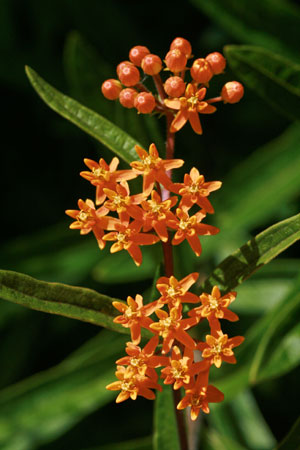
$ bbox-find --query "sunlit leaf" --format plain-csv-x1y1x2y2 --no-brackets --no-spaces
224,46,300,120
0,269,123,334
201,213,300,293
153,383,181,450
0,330,127,450
25,66,140,164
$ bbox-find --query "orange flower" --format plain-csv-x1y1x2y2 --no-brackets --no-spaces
103,220,160,266
130,143,184,195
197,331,244,368
189,286,239,329
156,272,200,309
171,167,222,213
167,208,219,256
65,199,118,249
161,345,210,390
112,294,159,344
103,182,144,222
141,190,177,242
80,156,136,205
150,307,197,354
106,365,162,403
177,370,224,419
165,84,216,134
116,336,169,381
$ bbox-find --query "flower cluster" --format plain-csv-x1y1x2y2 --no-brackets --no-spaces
107,275,244,420
101,37,244,134
65,143,221,266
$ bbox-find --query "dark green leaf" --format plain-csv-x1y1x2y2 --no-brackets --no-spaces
0,269,124,334
275,416,300,450
201,212,300,293
190,0,300,59
224,46,300,120
0,330,127,450
25,66,140,164
153,383,181,450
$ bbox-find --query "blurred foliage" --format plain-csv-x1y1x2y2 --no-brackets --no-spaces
1,0,300,449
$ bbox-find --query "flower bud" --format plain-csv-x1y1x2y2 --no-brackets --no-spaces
205,52,226,75
164,76,185,97
117,61,133,76
129,45,150,66
190,58,213,84
170,37,192,58
165,49,187,73
119,88,138,108
141,54,162,75
134,92,156,114
221,81,244,103
101,79,122,100
118,63,140,87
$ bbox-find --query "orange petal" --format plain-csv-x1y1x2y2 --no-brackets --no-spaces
170,109,189,133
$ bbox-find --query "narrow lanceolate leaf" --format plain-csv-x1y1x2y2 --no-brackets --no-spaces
0,330,127,450
153,383,181,450
25,66,139,163
224,45,300,121
0,269,125,334
276,416,300,450
190,0,300,60
202,212,300,294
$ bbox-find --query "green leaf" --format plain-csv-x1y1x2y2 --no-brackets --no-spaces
0,269,124,334
25,66,140,164
224,45,300,121
258,322,300,382
275,416,300,450
0,330,127,450
153,383,181,450
209,390,276,450
82,436,153,450
203,429,247,450
201,212,300,293
190,0,300,59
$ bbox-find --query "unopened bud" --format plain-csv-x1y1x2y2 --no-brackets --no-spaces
129,46,150,66
118,64,140,87
205,52,226,75
134,92,156,114
101,79,122,100
164,76,185,97
141,54,162,75
165,49,187,73
119,88,138,108
190,58,213,84
221,81,244,104
170,37,192,58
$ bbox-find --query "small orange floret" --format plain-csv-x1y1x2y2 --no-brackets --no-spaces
112,294,160,344
165,49,187,73
156,272,200,308
205,52,226,75
188,286,239,329
164,76,185,97
190,58,214,84
170,37,192,58
134,92,156,114
221,81,244,104
141,54,162,75
119,88,138,108
129,45,150,66
101,79,122,100
198,331,244,368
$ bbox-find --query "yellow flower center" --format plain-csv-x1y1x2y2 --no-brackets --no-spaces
125,307,136,319
208,295,219,310
130,357,142,367
167,286,180,298
187,96,198,108
179,219,190,230
117,232,128,243
78,210,90,222
121,380,135,392
93,167,107,179
212,343,223,354
189,184,199,194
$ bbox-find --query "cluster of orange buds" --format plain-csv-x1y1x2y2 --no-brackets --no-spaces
65,143,221,266
106,274,244,420
101,37,244,134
